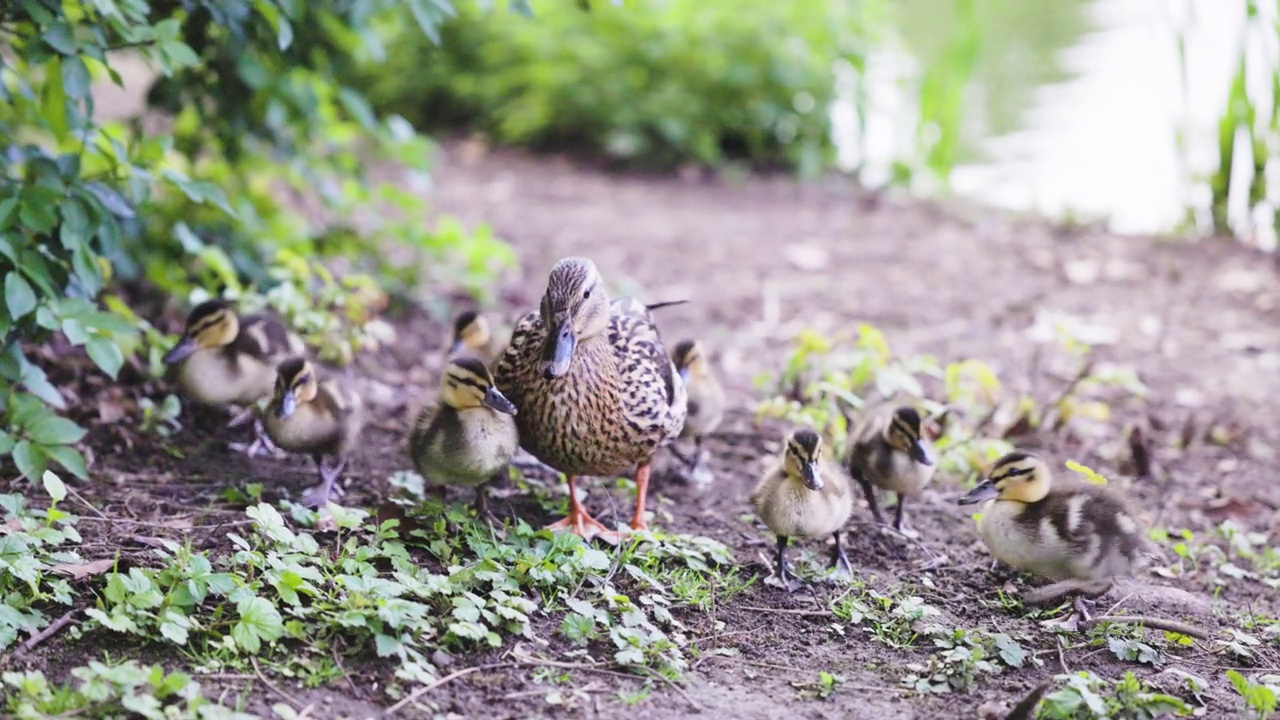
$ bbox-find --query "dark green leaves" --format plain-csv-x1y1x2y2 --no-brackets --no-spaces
5,273,37,320
61,55,91,102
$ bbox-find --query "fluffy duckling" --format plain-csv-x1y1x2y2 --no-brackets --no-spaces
162,299,305,455
846,405,936,533
751,428,854,591
449,310,504,365
669,339,725,482
263,357,365,507
493,257,687,544
409,356,519,518
958,451,1146,627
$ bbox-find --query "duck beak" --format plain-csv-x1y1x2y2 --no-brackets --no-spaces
959,479,998,505
540,317,575,379
162,335,197,364
909,440,934,466
801,461,823,491
276,391,298,420
482,386,517,415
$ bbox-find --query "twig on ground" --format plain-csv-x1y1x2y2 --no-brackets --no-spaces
509,651,701,711
1055,636,1070,675
250,656,304,711
384,663,516,716
1081,615,1210,640
738,605,830,617
10,609,79,659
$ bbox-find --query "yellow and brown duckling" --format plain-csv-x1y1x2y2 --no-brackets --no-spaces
162,299,305,455
750,428,854,591
449,310,504,365
669,339,725,482
493,256,687,544
846,405,936,534
958,451,1146,628
409,356,519,519
264,357,365,507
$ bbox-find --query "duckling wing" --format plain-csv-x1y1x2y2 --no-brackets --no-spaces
1023,486,1145,574
237,313,305,362
317,379,364,453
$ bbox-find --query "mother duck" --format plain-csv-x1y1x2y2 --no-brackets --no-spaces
495,257,687,543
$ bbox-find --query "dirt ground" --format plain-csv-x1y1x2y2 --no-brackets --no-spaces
9,139,1280,719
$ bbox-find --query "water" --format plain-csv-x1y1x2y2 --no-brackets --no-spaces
835,0,1277,247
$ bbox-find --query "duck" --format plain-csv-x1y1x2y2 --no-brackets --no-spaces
958,451,1146,628
449,310,504,365
846,405,936,533
750,428,854,591
493,256,687,544
408,355,519,518
162,298,305,455
263,356,365,507
668,339,725,482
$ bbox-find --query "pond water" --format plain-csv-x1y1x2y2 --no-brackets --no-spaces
833,0,1276,247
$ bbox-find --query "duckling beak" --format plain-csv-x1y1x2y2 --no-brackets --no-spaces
678,366,691,384
959,479,998,505
277,391,298,420
540,319,576,379
801,461,823,491
482,387,517,415
448,339,464,356
908,440,934,466
162,335,197,364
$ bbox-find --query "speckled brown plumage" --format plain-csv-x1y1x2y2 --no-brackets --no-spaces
495,298,685,476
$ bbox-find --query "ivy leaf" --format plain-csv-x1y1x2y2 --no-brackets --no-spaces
42,470,67,503
12,440,47,481
86,335,124,379
5,273,37,319
61,55,91,102
232,597,284,653
27,415,87,445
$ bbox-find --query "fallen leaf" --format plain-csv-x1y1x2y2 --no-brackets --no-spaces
97,395,127,424
1203,497,1260,522
52,558,115,579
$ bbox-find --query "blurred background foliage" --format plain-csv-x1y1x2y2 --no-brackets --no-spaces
353,0,881,175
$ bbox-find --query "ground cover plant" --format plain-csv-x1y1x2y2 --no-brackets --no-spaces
3,0,1280,718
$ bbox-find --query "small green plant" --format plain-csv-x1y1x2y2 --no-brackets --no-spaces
793,670,845,700
1227,670,1279,719
1038,671,1192,719
2,660,260,720
0,478,81,651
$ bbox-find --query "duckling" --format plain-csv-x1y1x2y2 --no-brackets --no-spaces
449,310,504,365
493,257,687,544
958,451,1146,628
263,357,365,507
750,428,854,591
162,299,305,455
669,339,725,482
846,405,936,534
409,356,519,518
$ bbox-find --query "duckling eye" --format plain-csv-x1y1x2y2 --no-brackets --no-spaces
582,289,591,300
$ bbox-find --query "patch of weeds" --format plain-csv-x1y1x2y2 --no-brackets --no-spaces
1038,671,1192,719
753,324,1012,473
904,628,1036,694
1227,670,1279,719
0,477,82,651
792,670,844,700
137,395,183,438
2,660,260,720
830,585,939,648
668,566,755,612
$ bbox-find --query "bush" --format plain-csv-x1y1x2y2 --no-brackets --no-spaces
0,0,514,483
358,0,876,173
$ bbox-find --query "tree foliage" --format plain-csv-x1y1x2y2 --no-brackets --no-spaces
0,0,514,482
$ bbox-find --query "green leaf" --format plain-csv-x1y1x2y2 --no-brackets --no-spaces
26,415,88,445
40,56,69,140
407,0,445,44
12,440,47,481
161,40,200,70
61,55,90,102
232,596,284,653
5,273,37,319
0,197,18,231
45,444,89,480
86,336,124,379
42,22,78,54
42,470,67,503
